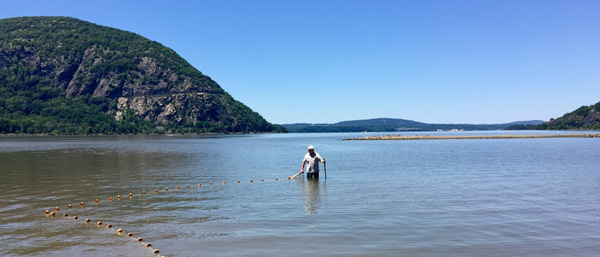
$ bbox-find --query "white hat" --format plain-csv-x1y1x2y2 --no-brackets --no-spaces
308,145,315,150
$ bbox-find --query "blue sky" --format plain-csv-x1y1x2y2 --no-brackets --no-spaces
2,0,599,124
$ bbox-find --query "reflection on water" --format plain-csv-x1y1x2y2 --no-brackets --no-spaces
300,178,325,215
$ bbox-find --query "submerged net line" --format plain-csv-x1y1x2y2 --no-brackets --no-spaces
44,176,296,256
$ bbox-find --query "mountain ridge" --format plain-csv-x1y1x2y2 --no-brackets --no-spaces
536,101,600,130
0,16,285,134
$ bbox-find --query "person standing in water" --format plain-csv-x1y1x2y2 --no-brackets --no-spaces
301,145,325,179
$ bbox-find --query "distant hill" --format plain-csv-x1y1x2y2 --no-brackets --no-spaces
536,101,600,130
283,118,544,133
0,16,286,134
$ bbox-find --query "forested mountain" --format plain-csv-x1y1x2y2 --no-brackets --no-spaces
0,16,286,134
283,118,544,132
536,101,600,130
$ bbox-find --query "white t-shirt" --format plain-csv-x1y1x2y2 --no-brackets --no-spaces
303,152,322,173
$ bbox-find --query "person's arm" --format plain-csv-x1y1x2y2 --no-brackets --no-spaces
317,153,326,163
301,156,306,173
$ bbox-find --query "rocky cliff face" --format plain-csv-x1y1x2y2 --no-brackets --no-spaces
0,16,283,133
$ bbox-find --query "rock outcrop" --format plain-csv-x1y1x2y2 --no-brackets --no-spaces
0,16,285,133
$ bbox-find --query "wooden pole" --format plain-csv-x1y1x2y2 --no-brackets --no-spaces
290,171,303,179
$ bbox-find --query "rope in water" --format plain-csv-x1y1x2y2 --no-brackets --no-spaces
44,176,298,256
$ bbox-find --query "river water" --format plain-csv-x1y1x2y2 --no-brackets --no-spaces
1,131,599,257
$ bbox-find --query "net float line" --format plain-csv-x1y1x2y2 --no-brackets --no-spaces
45,175,304,256
50,176,293,217
51,176,292,218
46,177,295,237
47,177,289,215
48,178,289,227
45,210,163,256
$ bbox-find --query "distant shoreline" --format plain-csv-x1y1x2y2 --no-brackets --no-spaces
344,134,600,141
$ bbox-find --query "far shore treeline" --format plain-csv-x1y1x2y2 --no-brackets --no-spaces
284,119,544,133
284,101,600,133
